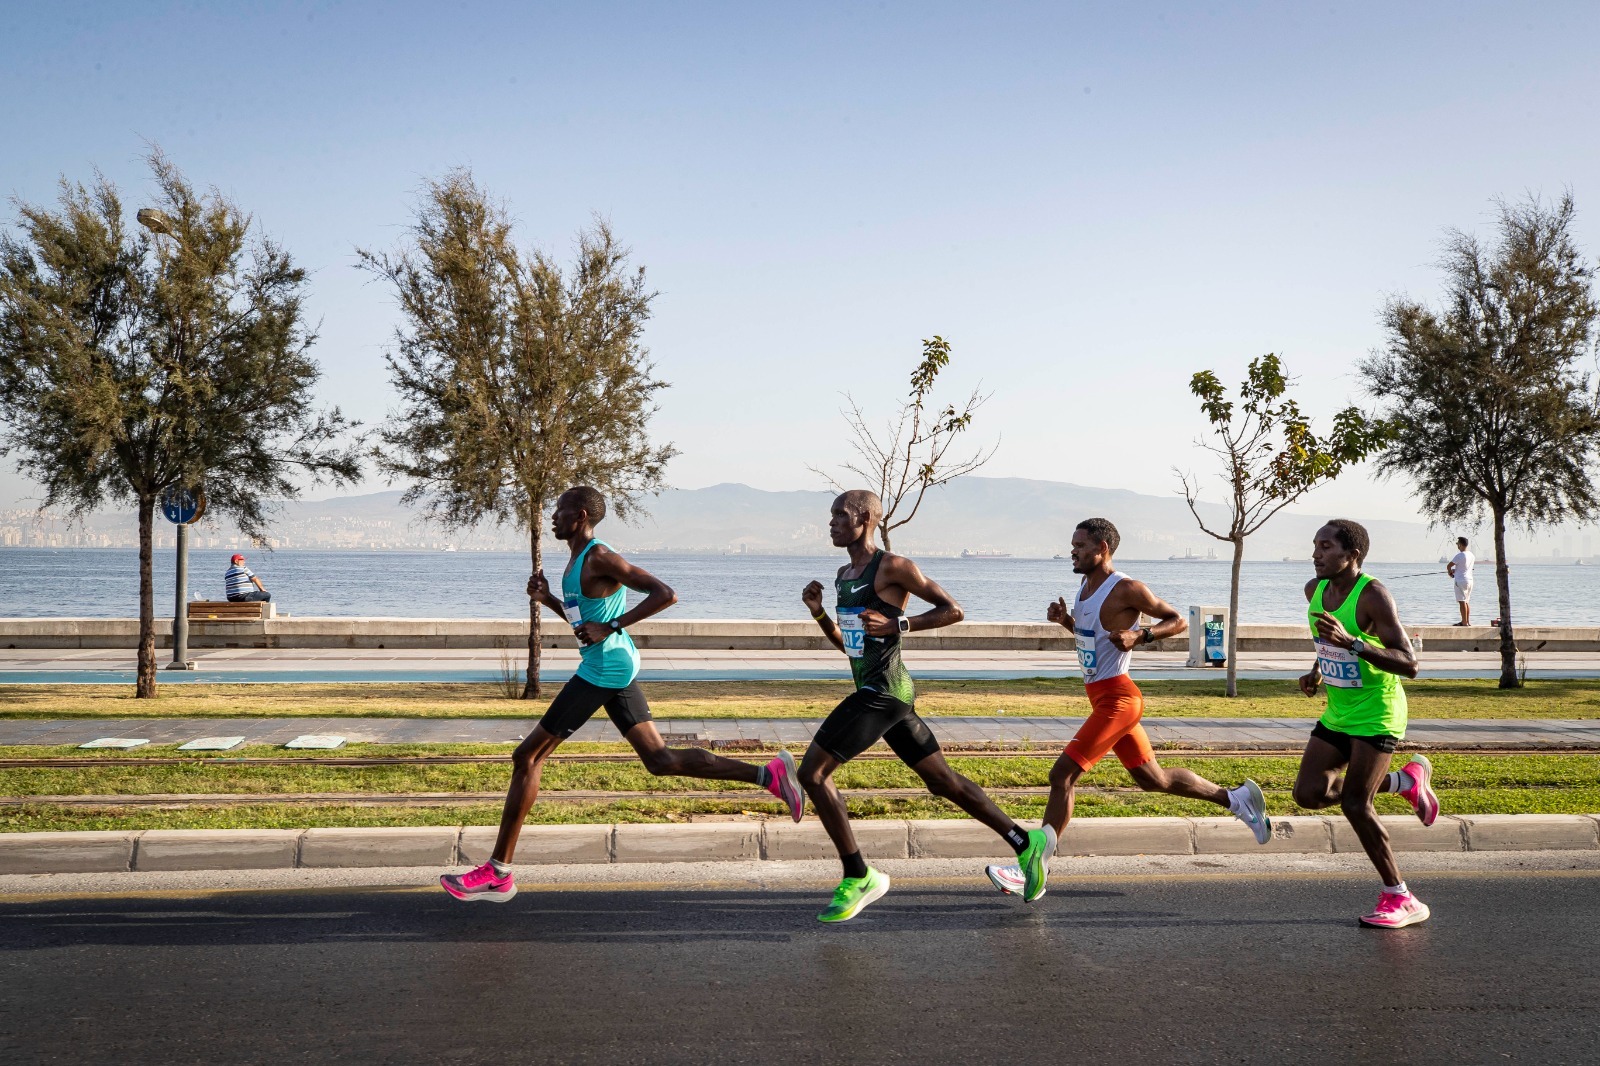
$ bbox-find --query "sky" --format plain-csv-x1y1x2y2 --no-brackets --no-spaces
3,0,1599,529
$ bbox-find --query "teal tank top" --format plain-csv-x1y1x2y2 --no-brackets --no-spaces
561,539,641,689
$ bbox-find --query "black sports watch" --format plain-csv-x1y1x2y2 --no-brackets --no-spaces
1140,628,1154,645
609,619,623,634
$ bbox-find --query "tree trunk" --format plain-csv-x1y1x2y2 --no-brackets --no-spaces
1225,533,1244,697
1491,505,1518,688
136,497,157,698
523,524,543,700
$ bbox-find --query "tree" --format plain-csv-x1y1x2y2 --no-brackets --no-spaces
1363,193,1600,688
812,335,997,550
1179,354,1389,696
0,151,361,696
359,171,674,698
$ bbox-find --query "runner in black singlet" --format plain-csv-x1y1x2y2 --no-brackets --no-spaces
798,489,1052,922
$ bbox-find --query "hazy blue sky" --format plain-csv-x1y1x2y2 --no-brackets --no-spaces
4,1,1598,526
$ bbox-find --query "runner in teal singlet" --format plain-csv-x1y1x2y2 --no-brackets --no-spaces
1293,519,1440,929
441,486,806,903
797,489,1051,922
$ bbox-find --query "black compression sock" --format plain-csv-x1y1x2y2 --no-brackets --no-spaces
841,850,869,880
1003,824,1029,854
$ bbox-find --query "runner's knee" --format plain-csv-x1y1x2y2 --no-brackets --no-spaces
1292,781,1330,809
638,747,679,776
918,766,965,800
1048,758,1083,790
1340,792,1376,822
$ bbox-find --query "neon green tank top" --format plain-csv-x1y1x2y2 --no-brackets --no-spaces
1308,573,1407,738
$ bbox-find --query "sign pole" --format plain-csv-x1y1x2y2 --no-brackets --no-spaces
169,522,192,669
162,487,204,671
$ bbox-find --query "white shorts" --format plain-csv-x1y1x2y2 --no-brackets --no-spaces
1455,582,1473,603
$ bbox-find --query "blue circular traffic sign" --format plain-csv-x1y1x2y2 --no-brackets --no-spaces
161,487,205,525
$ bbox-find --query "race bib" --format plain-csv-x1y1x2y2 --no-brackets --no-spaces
562,597,585,628
1315,640,1363,688
1075,627,1098,680
838,608,866,659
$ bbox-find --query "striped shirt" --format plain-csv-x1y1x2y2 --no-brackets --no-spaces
225,565,256,599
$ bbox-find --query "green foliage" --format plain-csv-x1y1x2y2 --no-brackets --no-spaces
1363,193,1600,687
357,171,675,695
816,334,996,549
0,150,361,695
1182,354,1389,695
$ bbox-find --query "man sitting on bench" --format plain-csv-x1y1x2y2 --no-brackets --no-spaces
225,554,271,603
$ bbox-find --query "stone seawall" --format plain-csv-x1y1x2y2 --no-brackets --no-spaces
0,617,1591,652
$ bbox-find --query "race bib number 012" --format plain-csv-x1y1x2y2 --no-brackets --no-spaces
1075,627,1098,680
839,608,866,659
1315,641,1364,688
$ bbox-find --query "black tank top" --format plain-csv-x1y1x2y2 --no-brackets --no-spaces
834,551,914,703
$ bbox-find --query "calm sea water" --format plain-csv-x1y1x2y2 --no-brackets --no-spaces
0,547,1580,626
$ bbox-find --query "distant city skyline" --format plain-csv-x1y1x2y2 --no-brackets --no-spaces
4,2,1599,526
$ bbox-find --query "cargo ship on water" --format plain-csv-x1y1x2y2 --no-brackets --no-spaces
959,549,1013,559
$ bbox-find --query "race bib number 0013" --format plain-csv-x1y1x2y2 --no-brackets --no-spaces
1315,641,1364,688
838,608,866,659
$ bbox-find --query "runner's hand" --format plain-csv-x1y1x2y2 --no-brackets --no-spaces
1313,611,1355,648
1046,597,1070,627
1298,670,1322,698
802,581,825,614
1108,628,1141,652
574,621,612,646
859,608,896,637
528,571,550,600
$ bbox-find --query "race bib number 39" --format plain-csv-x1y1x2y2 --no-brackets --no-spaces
1315,640,1364,688
839,608,866,659
1075,628,1098,680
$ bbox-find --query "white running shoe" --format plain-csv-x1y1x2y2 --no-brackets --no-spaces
1230,779,1272,845
985,863,1031,897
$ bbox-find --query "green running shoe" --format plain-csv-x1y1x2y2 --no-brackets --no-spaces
1017,826,1057,902
817,867,891,923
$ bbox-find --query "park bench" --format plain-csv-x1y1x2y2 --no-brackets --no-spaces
187,600,276,621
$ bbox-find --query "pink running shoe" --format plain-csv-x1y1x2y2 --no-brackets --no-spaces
440,861,517,903
765,750,805,822
1397,754,1440,826
1359,890,1430,929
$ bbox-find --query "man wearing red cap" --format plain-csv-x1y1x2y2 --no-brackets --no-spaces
225,554,271,602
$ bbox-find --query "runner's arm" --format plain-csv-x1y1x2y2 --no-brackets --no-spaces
1300,578,1322,696
581,549,678,638
1106,580,1185,651
1046,597,1073,629
1355,580,1419,679
873,555,963,634
803,580,847,654
527,571,565,617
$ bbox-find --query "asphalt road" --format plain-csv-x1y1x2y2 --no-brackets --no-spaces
2,870,1596,1065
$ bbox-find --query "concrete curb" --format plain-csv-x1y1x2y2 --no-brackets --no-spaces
3,813,1598,874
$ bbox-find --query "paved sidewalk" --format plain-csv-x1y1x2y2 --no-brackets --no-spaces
2,715,1595,749
7,645,1600,682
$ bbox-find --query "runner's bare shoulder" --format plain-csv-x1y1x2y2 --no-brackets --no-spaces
1303,577,1319,602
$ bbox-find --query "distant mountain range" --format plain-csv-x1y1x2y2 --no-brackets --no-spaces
266,476,1459,562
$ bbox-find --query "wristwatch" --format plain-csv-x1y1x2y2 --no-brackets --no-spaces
609,619,623,634
1140,629,1154,645
897,616,911,634
1349,638,1367,657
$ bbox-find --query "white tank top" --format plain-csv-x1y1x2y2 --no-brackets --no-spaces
1073,572,1138,684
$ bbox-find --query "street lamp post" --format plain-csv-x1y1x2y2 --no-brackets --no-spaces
139,208,199,672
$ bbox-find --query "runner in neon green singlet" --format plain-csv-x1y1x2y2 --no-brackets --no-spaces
1295,519,1438,930
1308,572,1408,739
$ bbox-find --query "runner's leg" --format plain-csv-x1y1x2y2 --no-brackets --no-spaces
624,721,761,783
491,725,563,863
1291,734,1349,811
1337,741,1402,887
1126,753,1229,806
1042,754,1086,837
798,742,857,861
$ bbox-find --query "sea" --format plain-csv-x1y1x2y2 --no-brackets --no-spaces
0,547,1582,626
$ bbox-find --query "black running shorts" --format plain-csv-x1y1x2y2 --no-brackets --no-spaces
813,687,941,765
538,675,653,739
1311,719,1398,758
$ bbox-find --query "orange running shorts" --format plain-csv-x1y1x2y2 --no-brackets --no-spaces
1063,673,1154,771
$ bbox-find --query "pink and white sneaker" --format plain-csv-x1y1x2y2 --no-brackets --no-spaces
1359,890,1430,929
1397,754,1440,827
984,863,1029,897
440,861,517,903
765,750,805,822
